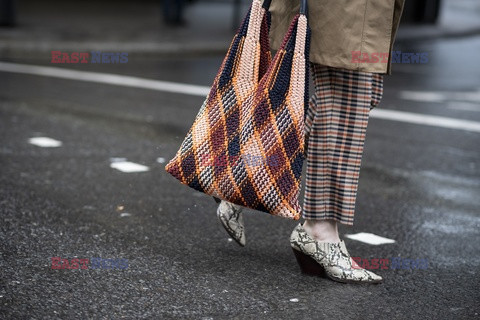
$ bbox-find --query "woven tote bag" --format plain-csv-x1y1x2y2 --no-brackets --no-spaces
165,0,310,220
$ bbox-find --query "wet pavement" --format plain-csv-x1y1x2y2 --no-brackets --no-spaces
1,0,480,319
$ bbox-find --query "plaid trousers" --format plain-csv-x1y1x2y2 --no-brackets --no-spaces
303,63,384,225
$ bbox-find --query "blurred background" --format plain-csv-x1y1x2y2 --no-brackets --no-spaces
0,0,479,62
1,0,479,319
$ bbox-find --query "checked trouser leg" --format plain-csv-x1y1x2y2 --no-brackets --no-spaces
303,63,383,225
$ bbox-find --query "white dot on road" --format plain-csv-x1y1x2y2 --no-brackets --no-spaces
28,137,62,147
289,298,299,302
110,161,150,173
120,213,131,217
345,232,396,245
156,157,166,164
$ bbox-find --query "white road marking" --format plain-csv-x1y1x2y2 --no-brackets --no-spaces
156,157,166,164
2,62,480,133
399,91,445,102
120,212,132,217
28,137,62,147
0,61,210,97
370,108,480,133
447,101,480,112
289,298,299,302
345,232,396,245
400,89,480,103
110,161,150,173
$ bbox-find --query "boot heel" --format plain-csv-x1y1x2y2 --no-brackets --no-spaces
292,248,326,277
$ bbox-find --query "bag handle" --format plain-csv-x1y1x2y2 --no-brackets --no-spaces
262,0,308,16
300,0,308,16
262,0,271,10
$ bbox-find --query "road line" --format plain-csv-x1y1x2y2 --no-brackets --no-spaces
447,102,480,112
399,90,445,102
345,233,396,245
0,61,210,96
2,62,480,133
370,108,480,133
400,89,480,103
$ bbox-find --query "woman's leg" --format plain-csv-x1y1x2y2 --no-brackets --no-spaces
303,219,340,242
289,64,384,283
303,63,382,238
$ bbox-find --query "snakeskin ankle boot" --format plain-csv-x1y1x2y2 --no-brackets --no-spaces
290,222,383,284
216,200,246,247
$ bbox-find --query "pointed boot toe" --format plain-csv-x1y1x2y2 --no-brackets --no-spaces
217,200,246,247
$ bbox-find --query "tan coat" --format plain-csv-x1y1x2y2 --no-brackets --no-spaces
269,0,405,74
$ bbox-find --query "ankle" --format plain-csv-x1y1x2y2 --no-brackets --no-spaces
303,219,340,243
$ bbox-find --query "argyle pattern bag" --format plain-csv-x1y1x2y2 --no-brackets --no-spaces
165,0,310,220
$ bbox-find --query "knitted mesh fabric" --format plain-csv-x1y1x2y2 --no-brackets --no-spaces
165,0,310,220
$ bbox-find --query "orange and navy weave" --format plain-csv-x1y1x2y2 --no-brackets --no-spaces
303,64,384,225
165,0,311,220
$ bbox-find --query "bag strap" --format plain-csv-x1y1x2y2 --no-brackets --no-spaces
300,0,308,16
262,0,308,16
262,0,271,10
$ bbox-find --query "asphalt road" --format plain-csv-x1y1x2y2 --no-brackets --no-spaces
1,36,479,319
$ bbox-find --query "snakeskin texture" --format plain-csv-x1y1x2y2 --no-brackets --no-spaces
290,223,383,283
217,200,246,247
165,0,311,220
